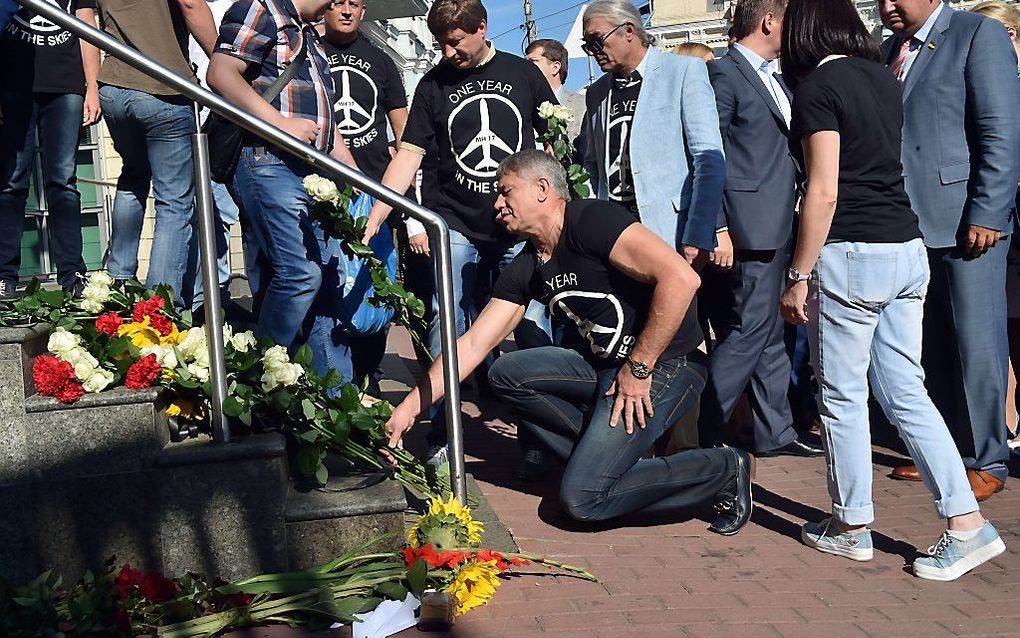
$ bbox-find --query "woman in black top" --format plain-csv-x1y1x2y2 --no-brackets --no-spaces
778,0,1002,581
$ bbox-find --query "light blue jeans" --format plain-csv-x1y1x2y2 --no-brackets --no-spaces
186,181,240,309
99,86,196,304
808,238,979,526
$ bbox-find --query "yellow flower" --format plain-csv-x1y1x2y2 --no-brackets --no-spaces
165,396,204,420
446,559,501,616
117,318,162,349
407,495,484,549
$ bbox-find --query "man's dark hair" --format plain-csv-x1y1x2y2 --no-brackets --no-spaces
526,39,569,83
780,0,880,84
427,0,487,36
731,0,787,41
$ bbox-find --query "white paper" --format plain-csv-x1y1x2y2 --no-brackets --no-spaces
332,593,421,638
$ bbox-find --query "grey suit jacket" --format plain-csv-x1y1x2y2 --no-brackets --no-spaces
882,5,1020,248
708,47,797,252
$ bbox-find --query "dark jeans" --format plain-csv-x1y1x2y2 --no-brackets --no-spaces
488,347,737,522
0,91,87,289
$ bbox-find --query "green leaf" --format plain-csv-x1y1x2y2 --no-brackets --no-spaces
270,389,294,412
38,289,65,308
301,398,316,420
222,396,244,417
375,580,409,601
314,463,328,485
293,343,313,367
351,412,377,432
295,444,322,477
406,558,428,597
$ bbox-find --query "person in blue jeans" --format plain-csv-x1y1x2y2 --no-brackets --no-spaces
779,0,1003,581
384,150,752,533
0,0,102,297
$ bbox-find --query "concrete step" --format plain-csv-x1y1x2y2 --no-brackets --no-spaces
285,473,407,569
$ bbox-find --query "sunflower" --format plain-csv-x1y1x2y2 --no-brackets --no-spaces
446,559,501,615
406,496,484,549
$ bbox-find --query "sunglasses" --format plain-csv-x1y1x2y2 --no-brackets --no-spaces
581,22,628,56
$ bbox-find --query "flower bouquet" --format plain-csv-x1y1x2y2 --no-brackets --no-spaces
538,100,591,200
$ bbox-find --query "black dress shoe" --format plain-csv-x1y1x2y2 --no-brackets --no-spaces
757,438,824,458
709,448,754,536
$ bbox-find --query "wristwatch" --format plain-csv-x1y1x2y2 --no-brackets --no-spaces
786,267,811,283
627,357,652,379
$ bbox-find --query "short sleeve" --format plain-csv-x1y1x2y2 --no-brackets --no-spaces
216,0,276,64
491,250,537,306
401,77,436,155
381,54,408,111
74,0,97,11
791,74,841,137
569,201,637,259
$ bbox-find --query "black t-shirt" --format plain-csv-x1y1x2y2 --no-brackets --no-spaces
790,57,920,243
492,200,702,368
606,72,642,219
2,0,95,95
325,36,407,183
402,49,556,243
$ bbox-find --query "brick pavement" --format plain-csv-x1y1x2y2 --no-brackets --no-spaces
378,329,1020,638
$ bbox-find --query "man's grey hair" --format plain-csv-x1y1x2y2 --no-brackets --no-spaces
497,150,571,200
583,0,655,46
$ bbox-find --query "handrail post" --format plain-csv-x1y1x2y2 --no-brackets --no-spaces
17,0,467,503
191,104,230,444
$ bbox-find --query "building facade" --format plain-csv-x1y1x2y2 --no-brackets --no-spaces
21,8,436,283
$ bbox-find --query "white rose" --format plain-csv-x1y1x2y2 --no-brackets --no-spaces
178,327,207,362
553,105,573,122
187,362,210,383
82,368,114,393
538,101,556,120
260,362,303,392
78,298,105,314
141,344,177,370
303,174,341,204
222,324,233,343
262,345,291,371
47,328,80,355
63,346,99,380
229,330,257,353
88,271,114,287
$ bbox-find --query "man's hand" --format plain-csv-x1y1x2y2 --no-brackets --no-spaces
710,230,733,270
279,117,320,144
963,224,1002,257
780,280,809,325
83,86,101,126
382,401,418,464
682,244,709,271
408,232,430,256
606,364,654,434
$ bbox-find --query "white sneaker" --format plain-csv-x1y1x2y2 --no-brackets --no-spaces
913,523,1006,582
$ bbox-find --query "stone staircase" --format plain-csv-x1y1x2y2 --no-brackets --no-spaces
0,325,406,584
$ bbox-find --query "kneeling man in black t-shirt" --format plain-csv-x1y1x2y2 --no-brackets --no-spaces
384,149,753,534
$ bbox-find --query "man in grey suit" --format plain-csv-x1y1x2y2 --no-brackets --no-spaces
699,0,821,458
881,0,1020,501
525,39,587,145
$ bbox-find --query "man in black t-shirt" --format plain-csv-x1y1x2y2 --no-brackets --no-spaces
360,0,557,461
0,0,101,298
323,0,409,392
384,150,752,533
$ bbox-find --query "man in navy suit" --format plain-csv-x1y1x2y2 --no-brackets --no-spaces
881,0,1020,501
700,0,822,458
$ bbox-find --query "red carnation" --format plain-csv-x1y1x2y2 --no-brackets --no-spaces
147,312,174,337
132,296,174,337
95,313,124,337
33,355,84,404
139,571,177,603
125,354,162,390
114,564,144,599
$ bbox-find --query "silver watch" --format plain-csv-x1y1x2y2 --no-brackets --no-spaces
627,358,652,379
786,267,811,283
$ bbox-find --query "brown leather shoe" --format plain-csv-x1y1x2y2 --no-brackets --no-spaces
890,465,922,481
968,469,1005,502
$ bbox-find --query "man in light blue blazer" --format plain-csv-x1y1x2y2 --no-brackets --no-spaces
579,0,725,264
880,0,1020,501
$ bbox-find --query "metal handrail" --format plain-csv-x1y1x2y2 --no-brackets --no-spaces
19,0,468,504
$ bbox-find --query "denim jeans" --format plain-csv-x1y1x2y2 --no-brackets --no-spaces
99,86,195,303
808,238,979,526
185,181,240,309
0,91,87,289
231,146,323,350
488,347,737,522
425,229,551,446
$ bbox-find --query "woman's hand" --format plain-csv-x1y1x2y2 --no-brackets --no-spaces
781,280,809,325
381,401,418,465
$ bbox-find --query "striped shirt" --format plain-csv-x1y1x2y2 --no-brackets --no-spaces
216,0,335,151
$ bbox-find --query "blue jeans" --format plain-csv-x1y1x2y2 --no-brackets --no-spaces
186,181,240,309
231,146,323,350
0,91,87,289
808,238,979,526
488,347,737,521
99,86,195,303
425,229,550,446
